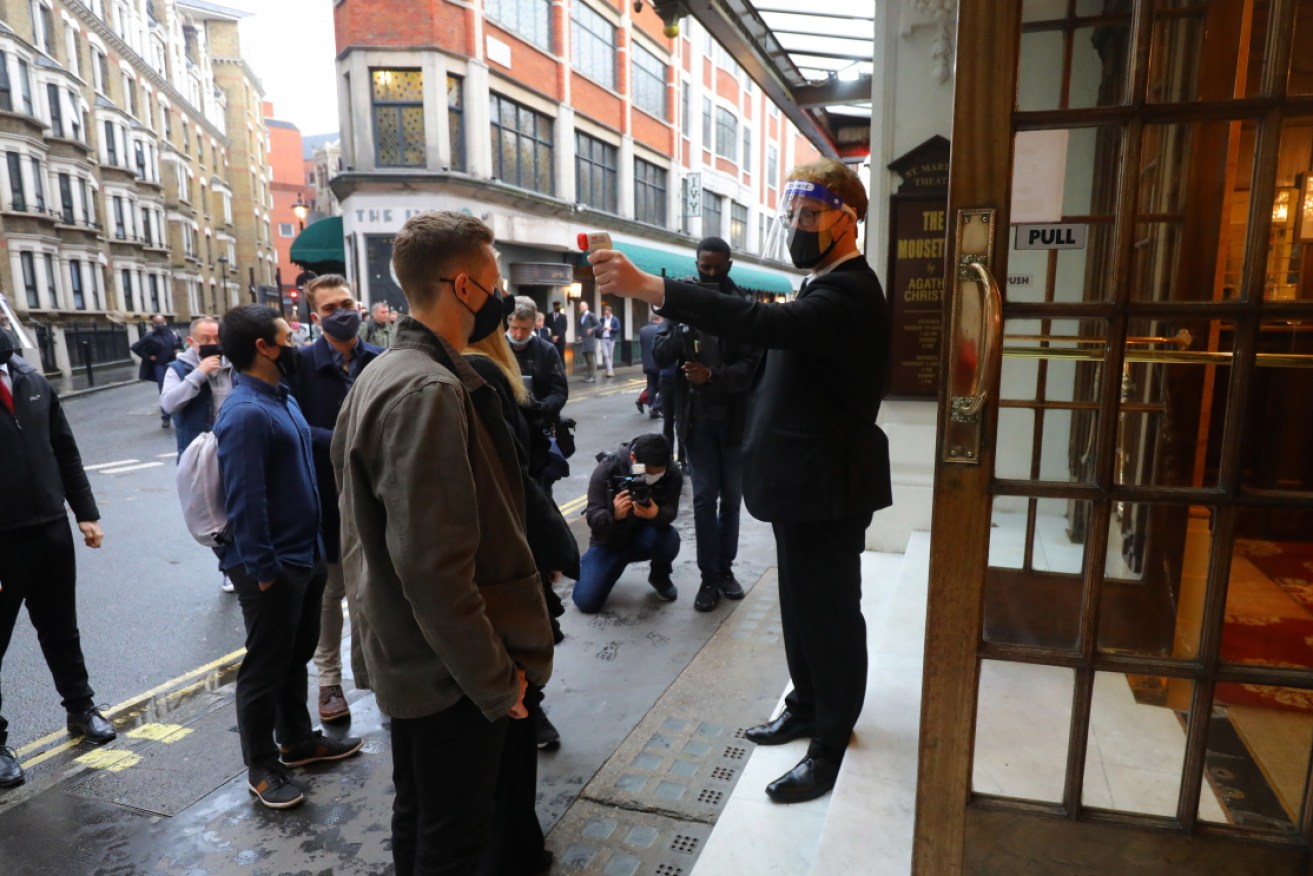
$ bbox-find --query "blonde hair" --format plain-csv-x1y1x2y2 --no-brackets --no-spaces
788,158,869,220
464,330,529,406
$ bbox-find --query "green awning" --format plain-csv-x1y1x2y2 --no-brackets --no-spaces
612,242,797,295
290,216,345,268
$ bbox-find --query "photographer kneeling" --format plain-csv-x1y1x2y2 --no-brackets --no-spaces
573,434,683,614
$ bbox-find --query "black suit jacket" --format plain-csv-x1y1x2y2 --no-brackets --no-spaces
657,257,891,523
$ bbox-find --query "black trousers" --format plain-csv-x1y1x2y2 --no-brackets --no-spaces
229,561,325,772
0,519,95,746
391,697,545,876
772,513,872,760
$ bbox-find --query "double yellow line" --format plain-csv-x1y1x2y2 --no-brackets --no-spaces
558,494,588,517
17,647,246,769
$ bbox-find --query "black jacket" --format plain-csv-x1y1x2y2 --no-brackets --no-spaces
286,335,386,562
653,278,760,446
656,257,891,523
547,311,568,349
584,443,683,550
639,321,661,373
510,334,568,422
467,355,580,578
0,356,99,532
131,326,180,380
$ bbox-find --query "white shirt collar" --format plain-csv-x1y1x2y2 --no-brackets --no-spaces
809,250,863,280
0,361,9,378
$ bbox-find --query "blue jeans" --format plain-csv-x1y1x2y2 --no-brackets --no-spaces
685,417,743,582
572,525,681,613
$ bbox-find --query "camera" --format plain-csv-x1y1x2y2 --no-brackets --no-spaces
612,472,652,506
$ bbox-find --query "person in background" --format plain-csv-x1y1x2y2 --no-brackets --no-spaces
534,311,551,342
598,304,621,378
214,304,363,811
547,301,568,362
131,314,183,428
0,299,115,792
285,275,385,726
637,313,662,419
160,315,237,593
577,300,599,383
358,301,394,348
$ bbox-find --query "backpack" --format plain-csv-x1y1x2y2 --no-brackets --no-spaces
176,431,229,547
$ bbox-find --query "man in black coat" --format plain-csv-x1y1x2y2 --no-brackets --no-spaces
636,314,662,417
0,304,116,791
131,314,183,427
286,275,385,725
589,159,891,805
653,237,761,613
506,297,570,494
546,300,568,363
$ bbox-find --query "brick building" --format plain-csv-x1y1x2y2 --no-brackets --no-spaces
0,0,275,380
329,0,818,362
264,101,310,309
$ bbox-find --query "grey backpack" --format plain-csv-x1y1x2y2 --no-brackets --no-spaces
176,431,229,547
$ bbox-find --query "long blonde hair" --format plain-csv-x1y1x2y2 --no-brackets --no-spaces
464,330,530,405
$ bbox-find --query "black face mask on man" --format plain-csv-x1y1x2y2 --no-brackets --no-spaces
273,343,300,380
319,308,362,342
788,221,847,270
462,277,514,344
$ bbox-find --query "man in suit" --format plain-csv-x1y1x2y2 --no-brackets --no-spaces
547,301,568,363
577,300,599,382
286,275,385,725
131,314,183,428
588,159,891,805
636,314,662,418
0,297,116,791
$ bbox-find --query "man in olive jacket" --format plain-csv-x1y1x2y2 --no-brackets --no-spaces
332,212,554,876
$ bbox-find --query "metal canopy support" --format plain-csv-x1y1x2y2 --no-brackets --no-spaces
792,76,874,107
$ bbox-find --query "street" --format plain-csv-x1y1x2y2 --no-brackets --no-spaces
0,364,789,875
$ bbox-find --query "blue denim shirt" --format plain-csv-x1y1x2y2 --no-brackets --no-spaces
213,374,322,581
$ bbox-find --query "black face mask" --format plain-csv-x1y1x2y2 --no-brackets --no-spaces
462,278,513,344
198,344,222,360
697,271,727,291
273,343,299,380
788,230,839,270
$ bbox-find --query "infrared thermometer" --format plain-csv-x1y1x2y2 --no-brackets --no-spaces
577,231,613,251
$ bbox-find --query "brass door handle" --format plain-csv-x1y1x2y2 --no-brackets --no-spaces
956,261,1003,419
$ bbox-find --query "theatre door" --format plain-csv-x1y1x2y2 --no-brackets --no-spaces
915,1,1313,872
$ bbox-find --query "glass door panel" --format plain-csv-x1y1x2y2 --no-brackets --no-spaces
972,660,1074,802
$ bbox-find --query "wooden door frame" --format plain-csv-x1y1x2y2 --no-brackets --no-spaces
912,1,1020,872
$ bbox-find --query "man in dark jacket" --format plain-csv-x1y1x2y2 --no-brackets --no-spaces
589,159,891,805
0,302,116,791
131,315,183,427
636,314,662,417
286,275,385,726
506,297,571,495
214,304,362,810
547,300,568,362
653,237,761,613
573,434,684,613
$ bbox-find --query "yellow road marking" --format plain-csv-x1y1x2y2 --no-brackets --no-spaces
558,494,588,515
15,646,246,758
75,749,142,773
18,739,78,770
126,723,192,743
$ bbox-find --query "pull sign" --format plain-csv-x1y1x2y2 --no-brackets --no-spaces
1014,223,1087,250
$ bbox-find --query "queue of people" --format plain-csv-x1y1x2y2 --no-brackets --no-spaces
0,156,891,873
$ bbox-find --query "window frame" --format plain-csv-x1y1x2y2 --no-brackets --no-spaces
488,93,555,196
571,2,616,90
46,82,62,136
485,0,553,52
447,74,465,172
634,157,668,227
70,258,85,309
370,68,426,168
0,52,12,112
29,155,44,211
575,130,618,213
58,172,73,223
741,127,751,174
631,43,668,121
701,189,722,236
21,251,39,307
714,106,737,159
7,150,27,211
730,200,748,250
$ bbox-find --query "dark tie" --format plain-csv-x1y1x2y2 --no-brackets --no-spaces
798,278,810,295
0,377,13,416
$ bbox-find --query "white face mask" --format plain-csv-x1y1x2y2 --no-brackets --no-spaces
643,470,665,485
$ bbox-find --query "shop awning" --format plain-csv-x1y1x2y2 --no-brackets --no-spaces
289,216,345,268
614,241,797,295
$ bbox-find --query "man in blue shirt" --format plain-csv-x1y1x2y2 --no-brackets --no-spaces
214,304,362,810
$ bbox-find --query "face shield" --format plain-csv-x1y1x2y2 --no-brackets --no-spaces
761,179,859,270
0,294,36,364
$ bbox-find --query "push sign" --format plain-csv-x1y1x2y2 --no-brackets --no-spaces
1014,223,1087,250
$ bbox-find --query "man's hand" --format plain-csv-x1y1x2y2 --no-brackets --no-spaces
198,355,223,374
509,669,529,719
683,362,712,385
613,491,634,520
78,521,104,548
632,497,659,520
589,251,665,305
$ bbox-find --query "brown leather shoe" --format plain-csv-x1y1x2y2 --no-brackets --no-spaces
317,685,350,723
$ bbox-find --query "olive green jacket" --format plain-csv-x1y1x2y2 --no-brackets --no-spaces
331,315,553,721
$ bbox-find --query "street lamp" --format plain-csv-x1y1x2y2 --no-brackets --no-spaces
292,194,308,231
217,254,229,307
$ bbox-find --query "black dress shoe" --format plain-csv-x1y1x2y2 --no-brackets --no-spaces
0,746,24,788
67,708,117,745
765,754,841,804
744,709,816,746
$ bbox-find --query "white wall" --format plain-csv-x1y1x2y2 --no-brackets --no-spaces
866,1,957,553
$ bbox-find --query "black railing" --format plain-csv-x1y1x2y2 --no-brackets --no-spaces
66,322,130,368
34,323,58,374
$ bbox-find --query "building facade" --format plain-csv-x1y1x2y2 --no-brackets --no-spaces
0,0,275,379
307,136,340,222
264,102,309,308
329,0,815,364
